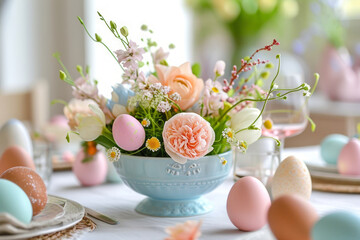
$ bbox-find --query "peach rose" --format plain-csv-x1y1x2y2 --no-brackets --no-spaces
148,62,204,110
165,220,202,240
163,113,215,164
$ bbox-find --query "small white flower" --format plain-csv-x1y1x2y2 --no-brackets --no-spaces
170,92,181,101
150,82,162,90
222,128,235,142
143,91,153,100
157,101,171,112
304,91,311,97
106,147,121,162
220,157,227,165
141,118,151,127
161,86,171,94
273,84,279,89
214,60,226,76
303,83,310,91
236,140,248,153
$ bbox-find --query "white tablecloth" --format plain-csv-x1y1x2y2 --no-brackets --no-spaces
47,146,360,240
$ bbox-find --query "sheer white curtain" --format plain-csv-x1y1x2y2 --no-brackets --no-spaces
0,0,86,117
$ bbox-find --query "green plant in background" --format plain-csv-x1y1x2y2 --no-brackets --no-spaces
187,0,299,66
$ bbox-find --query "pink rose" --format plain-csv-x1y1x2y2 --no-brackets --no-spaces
148,62,204,110
163,113,215,164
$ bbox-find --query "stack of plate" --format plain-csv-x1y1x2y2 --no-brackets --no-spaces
0,195,84,239
305,158,360,193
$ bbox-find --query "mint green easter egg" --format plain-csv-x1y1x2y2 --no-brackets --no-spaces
312,211,360,240
320,134,348,165
0,179,33,224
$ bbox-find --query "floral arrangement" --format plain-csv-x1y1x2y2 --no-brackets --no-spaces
54,12,317,165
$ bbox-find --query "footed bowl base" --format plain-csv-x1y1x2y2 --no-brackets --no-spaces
135,197,213,217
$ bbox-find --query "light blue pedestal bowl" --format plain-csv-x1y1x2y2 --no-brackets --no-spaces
113,151,232,217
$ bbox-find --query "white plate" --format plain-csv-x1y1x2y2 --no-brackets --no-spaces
309,170,360,183
305,161,338,173
0,195,84,239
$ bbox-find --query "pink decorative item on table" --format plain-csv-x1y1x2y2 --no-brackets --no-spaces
226,176,271,231
73,145,108,186
338,138,360,176
112,114,145,151
319,45,360,102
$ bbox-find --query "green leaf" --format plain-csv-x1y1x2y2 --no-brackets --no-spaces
191,63,201,77
66,132,70,143
227,88,235,97
81,157,93,163
51,99,68,106
306,115,316,132
159,59,168,66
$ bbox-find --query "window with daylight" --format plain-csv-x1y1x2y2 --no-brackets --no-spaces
84,0,192,98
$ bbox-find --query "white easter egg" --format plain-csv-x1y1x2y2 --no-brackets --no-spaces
0,119,33,157
271,156,312,200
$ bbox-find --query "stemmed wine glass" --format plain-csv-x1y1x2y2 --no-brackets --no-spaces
261,74,309,158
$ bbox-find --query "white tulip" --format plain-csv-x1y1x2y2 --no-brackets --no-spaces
78,104,106,141
230,108,262,145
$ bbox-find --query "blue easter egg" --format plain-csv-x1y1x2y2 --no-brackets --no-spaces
320,134,348,165
0,179,33,224
312,211,360,240
107,84,135,112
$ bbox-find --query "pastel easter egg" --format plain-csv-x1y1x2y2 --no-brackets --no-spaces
271,156,312,200
112,114,145,151
0,145,35,175
1,166,47,216
73,149,108,186
337,138,360,175
0,119,33,157
312,211,360,240
320,134,348,165
0,179,33,224
268,195,319,240
227,176,271,231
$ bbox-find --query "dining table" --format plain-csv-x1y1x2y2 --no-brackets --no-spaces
46,145,360,240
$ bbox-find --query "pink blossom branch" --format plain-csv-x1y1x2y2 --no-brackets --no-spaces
223,39,280,92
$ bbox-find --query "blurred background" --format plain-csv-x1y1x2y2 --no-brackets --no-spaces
0,0,360,147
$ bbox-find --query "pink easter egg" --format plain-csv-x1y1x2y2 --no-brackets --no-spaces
50,115,69,128
72,149,108,186
226,176,271,231
338,138,360,176
112,114,145,151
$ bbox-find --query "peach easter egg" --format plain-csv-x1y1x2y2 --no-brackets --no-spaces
338,138,360,176
112,114,145,151
0,145,35,175
226,176,271,231
271,156,312,200
0,166,47,216
268,195,319,240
